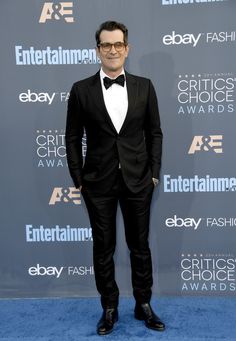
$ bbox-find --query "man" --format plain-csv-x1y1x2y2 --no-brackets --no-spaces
66,21,165,335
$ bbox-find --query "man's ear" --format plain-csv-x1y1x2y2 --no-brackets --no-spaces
96,46,101,57
125,44,130,57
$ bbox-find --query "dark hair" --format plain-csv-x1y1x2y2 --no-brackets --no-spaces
95,21,128,46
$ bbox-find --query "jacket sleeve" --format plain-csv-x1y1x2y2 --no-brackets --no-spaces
144,80,163,180
65,84,84,188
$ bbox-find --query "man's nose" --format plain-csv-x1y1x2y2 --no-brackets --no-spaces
110,45,117,53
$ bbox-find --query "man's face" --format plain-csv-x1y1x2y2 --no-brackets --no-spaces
96,29,129,76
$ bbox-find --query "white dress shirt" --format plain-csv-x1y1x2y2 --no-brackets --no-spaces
100,68,128,133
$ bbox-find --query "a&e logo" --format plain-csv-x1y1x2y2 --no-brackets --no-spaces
49,187,81,205
39,2,74,23
188,135,223,154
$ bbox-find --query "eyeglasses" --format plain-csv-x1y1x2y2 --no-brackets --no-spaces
98,41,127,52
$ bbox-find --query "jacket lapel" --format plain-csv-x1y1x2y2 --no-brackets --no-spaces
88,71,138,135
119,71,138,135
88,71,118,134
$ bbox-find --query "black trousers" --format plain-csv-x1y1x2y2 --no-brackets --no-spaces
81,170,154,309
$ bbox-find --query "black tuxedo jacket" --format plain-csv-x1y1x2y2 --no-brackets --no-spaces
66,71,162,194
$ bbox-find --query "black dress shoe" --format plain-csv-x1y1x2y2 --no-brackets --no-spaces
97,308,118,335
134,303,165,331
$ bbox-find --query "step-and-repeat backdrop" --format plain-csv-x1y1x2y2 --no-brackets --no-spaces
1,0,236,298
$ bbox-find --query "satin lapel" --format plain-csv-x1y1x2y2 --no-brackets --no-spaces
119,71,138,135
88,71,117,134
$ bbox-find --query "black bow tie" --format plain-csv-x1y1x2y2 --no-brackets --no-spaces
103,75,125,89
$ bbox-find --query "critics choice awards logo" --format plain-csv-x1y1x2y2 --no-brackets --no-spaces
176,73,235,116
180,254,236,292
35,129,66,168
35,130,87,168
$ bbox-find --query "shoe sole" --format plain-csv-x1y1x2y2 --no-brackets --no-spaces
97,328,114,336
97,317,118,335
145,323,165,332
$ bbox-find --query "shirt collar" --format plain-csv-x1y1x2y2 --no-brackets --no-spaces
100,68,125,80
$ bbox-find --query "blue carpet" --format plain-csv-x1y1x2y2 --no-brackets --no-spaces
0,297,235,340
